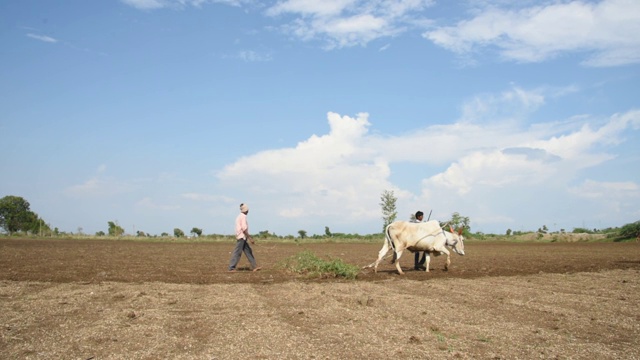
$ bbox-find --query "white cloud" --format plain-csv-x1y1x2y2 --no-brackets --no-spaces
423,110,640,196
120,0,245,10
26,33,58,43
217,112,403,223
64,165,135,198
460,86,546,122
267,0,357,17
182,193,235,203
238,50,273,62
569,179,639,199
135,197,181,211
424,0,640,66
267,0,435,49
65,176,133,197
120,0,167,10
213,93,639,234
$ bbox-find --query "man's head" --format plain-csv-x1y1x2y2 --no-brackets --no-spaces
240,203,249,214
415,211,424,221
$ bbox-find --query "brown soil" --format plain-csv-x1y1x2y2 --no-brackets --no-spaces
1,238,639,359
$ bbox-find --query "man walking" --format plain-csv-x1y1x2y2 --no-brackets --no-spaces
228,203,261,272
412,211,427,271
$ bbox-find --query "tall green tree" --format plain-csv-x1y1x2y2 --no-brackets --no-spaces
440,212,471,233
0,195,43,234
190,227,202,237
174,228,185,238
380,189,398,233
324,226,332,237
107,221,125,236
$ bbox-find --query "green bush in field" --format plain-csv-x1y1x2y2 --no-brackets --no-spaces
279,250,360,279
614,220,640,241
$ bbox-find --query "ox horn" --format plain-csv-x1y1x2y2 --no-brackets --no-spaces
449,225,454,233
458,228,464,235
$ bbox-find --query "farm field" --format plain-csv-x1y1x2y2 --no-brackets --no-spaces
1,238,639,359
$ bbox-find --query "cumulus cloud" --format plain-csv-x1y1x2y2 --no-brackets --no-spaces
217,112,401,223
423,0,640,66
215,90,639,233
424,110,640,196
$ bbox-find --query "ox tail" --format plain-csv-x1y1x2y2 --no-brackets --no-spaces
385,224,397,264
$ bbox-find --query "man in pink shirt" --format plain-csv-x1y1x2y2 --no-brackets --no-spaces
228,203,261,272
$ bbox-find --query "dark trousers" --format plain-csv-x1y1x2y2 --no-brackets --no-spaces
415,252,426,269
228,239,257,270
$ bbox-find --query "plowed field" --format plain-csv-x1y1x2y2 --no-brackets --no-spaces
1,238,639,359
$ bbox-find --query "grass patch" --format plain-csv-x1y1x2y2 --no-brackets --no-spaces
430,326,447,342
477,336,491,343
278,250,360,279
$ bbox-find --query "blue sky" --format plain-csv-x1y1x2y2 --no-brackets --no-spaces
1,0,639,236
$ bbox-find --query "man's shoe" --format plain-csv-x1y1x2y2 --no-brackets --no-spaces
228,269,236,272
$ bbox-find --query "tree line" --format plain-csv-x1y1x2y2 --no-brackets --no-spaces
2,194,639,241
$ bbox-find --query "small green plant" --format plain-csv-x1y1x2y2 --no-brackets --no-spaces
430,326,446,342
279,250,360,279
477,336,491,343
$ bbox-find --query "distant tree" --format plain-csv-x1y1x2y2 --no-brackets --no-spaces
107,221,125,237
96,231,106,236
380,190,397,233
258,230,271,238
136,230,146,237
0,196,38,234
506,229,512,236
298,230,307,239
441,212,470,233
174,228,184,237
324,226,332,237
161,232,169,237
190,227,202,237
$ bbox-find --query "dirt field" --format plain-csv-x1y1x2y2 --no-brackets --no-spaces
1,238,639,359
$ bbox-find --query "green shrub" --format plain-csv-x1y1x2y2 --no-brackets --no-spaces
615,220,640,242
279,250,360,279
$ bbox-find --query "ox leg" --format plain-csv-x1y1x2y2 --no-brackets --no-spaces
440,248,451,271
394,249,405,275
424,252,431,272
373,240,390,273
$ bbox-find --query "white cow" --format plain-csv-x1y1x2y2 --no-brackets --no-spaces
373,220,465,275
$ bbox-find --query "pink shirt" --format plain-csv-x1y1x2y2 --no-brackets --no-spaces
235,213,249,240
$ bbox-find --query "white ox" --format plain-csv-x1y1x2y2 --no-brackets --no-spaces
373,220,465,274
